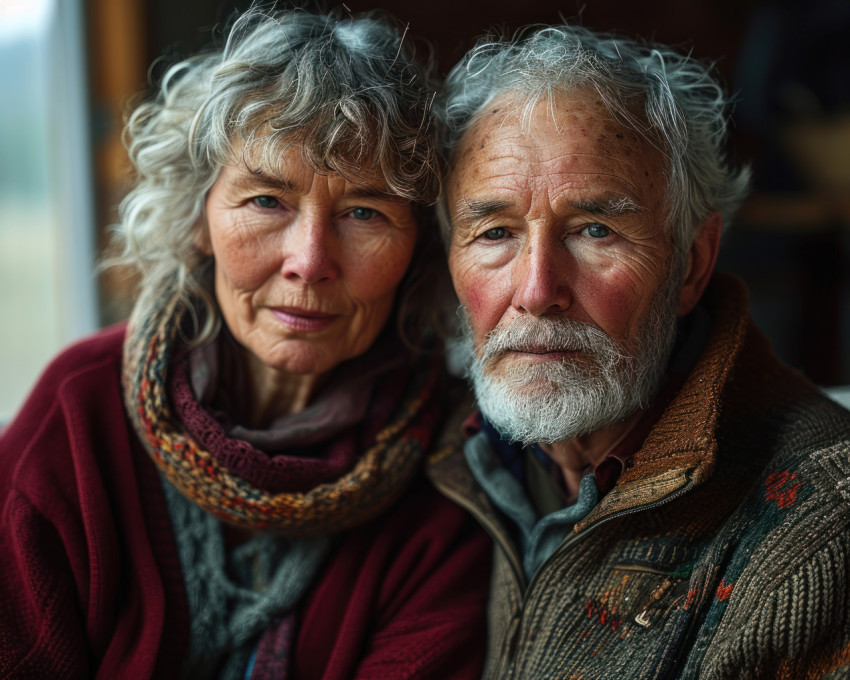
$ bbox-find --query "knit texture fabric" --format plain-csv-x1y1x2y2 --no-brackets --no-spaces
428,273,850,679
0,323,493,679
180,323,411,490
121,281,441,535
160,474,332,678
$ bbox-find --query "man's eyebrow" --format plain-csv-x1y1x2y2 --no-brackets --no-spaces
453,198,513,224
570,196,643,217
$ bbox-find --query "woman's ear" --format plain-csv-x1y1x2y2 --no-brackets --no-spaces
194,219,213,256
676,211,722,316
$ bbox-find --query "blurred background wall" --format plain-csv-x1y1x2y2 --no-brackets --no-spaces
2,0,849,419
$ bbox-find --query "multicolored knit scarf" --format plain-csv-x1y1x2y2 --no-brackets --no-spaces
122,281,442,536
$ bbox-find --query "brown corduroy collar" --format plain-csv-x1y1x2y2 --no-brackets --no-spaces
574,273,751,531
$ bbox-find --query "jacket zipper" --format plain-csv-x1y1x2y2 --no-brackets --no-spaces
526,478,697,592
490,477,699,677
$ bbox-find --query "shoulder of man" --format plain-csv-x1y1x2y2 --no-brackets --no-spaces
686,385,850,677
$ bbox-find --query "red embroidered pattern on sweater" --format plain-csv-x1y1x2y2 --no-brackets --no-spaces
765,471,805,509
716,579,734,602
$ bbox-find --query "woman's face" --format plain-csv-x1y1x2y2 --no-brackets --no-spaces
199,146,418,378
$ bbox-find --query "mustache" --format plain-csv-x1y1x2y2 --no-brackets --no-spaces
473,313,630,365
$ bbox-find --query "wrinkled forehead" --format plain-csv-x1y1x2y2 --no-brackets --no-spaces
228,126,393,195
447,89,668,211
454,88,662,166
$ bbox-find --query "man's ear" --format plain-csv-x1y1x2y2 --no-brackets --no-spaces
676,211,722,316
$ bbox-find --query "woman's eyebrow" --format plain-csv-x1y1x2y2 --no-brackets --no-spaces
346,186,397,201
232,168,296,192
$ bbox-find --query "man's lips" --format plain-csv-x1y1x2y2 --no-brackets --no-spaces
270,306,338,332
506,344,578,354
500,346,580,362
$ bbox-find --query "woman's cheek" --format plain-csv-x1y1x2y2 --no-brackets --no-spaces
216,235,279,291
354,231,416,294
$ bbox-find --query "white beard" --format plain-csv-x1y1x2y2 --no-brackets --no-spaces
457,281,680,445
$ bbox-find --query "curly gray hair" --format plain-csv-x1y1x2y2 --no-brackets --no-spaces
437,24,751,252
115,7,442,344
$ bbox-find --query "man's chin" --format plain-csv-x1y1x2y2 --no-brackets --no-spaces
477,367,585,405
478,378,555,401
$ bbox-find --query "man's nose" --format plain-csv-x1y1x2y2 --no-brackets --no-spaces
280,217,339,284
511,237,572,316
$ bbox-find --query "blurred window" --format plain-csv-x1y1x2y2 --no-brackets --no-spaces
0,0,97,421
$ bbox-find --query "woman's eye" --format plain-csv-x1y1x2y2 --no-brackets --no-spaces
253,195,280,209
350,207,378,221
583,223,611,239
482,227,507,241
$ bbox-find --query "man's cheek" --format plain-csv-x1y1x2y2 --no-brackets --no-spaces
463,285,486,317
576,268,645,330
453,262,484,309
462,281,508,338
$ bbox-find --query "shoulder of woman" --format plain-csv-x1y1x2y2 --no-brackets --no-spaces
1,322,129,452
29,323,127,400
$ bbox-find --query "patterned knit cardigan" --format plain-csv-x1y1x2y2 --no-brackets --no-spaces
428,273,850,679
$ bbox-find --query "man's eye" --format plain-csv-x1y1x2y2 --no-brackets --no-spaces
583,223,611,239
350,207,378,220
482,227,507,240
253,195,280,209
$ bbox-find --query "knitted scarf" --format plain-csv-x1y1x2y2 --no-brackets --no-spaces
122,281,442,536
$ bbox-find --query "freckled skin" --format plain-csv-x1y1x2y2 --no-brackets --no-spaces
447,91,679,366
200,145,418,411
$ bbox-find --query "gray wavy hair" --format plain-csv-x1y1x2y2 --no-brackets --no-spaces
436,24,751,251
114,7,443,345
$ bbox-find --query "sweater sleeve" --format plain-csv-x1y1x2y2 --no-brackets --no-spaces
0,328,187,679
699,534,850,679
689,476,850,680
0,479,92,678
292,480,492,680
0,337,120,678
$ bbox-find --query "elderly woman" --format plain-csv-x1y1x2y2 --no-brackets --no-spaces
0,9,489,679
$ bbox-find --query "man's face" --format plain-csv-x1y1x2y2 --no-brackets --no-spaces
447,92,683,442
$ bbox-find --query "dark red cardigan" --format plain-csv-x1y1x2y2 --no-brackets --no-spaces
0,325,490,679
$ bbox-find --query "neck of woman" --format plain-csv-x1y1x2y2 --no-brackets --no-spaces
240,348,328,427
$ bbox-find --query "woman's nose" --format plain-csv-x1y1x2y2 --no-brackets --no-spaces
280,218,339,284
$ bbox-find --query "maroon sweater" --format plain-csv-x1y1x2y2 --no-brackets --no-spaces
0,325,490,679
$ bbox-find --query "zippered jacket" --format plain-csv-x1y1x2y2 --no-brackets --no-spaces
428,273,850,679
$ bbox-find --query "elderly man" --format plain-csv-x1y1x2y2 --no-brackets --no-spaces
429,24,850,679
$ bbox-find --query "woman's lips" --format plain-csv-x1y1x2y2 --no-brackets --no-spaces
270,307,338,332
